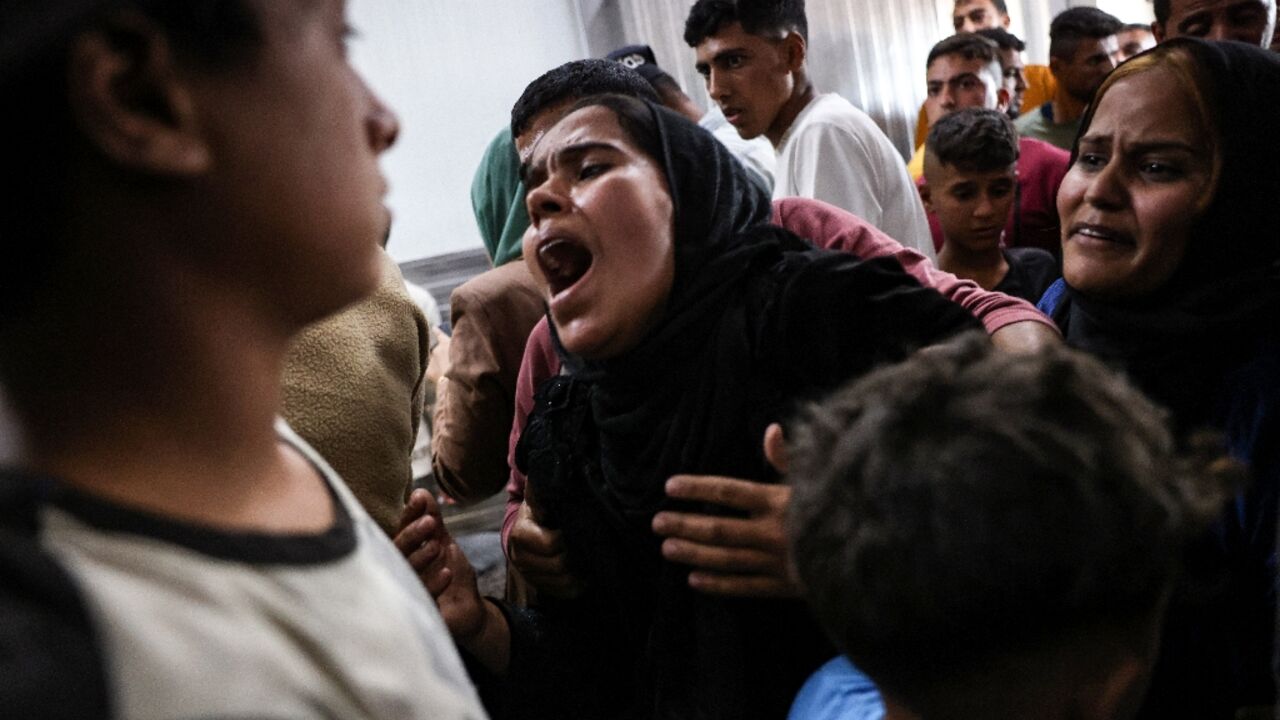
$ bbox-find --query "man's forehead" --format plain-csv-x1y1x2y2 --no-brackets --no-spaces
928,54,992,76
954,0,998,16
516,100,576,161
997,47,1023,67
1169,0,1270,17
1074,37,1117,60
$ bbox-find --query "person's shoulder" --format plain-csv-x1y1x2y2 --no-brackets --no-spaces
1014,107,1045,131
452,259,541,309
787,655,885,720
1018,137,1070,164
0,474,113,719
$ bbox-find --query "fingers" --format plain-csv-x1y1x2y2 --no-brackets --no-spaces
762,423,790,475
393,510,441,557
397,488,431,533
659,537,782,575
686,571,799,599
664,474,788,515
508,502,565,556
651,510,784,551
507,501,583,597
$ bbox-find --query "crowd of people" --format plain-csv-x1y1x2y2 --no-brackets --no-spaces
2,0,1278,719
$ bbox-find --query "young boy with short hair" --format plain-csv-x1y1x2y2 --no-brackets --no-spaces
921,108,1058,302
0,1,485,717
787,334,1227,720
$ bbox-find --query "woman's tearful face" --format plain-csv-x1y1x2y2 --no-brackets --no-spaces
1058,68,1215,300
522,105,676,359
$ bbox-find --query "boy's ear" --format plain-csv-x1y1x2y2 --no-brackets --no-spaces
918,181,933,213
67,11,211,177
996,87,1010,113
783,31,807,72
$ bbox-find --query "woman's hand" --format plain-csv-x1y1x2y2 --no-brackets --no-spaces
652,424,800,598
507,492,585,598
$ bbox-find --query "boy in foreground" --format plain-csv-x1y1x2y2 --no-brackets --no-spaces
921,109,1058,302
0,1,485,717
788,334,1226,719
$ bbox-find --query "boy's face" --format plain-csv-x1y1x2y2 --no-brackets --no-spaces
1052,37,1119,104
925,54,1002,127
953,0,1010,32
694,22,798,143
925,160,1016,251
189,0,399,322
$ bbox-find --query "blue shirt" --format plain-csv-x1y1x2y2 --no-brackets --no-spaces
787,656,885,720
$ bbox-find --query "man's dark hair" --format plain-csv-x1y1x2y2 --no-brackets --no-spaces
975,26,1025,52
510,59,659,138
955,0,1008,15
926,108,1019,173
1124,22,1153,33
1049,6,1123,60
788,333,1225,709
1153,0,1172,24
683,0,808,48
926,32,999,69
1,0,261,321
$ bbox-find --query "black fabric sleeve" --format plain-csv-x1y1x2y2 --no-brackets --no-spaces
766,252,984,400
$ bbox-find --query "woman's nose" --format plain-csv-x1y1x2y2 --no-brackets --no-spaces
525,181,566,223
1083,162,1126,209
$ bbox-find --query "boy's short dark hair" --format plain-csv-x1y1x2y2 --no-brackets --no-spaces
788,333,1224,708
683,0,808,48
926,32,999,70
1153,0,1173,24
1049,6,1123,61
509,59,659,139
1,0,260,321
926,108,1019,174
974,26,1026,53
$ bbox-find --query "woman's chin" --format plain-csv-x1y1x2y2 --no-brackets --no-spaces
554,316,635,361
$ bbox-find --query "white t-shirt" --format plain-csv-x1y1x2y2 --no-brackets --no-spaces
774,93,935,261
700,105,778,195
39,421,489,720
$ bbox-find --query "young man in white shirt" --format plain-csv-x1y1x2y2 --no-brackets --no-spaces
684,0,936,260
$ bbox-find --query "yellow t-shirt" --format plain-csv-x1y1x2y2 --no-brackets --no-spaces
913,64,1057,147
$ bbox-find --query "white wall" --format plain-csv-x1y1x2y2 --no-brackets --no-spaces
349,0,589,262
1096,0,1155,23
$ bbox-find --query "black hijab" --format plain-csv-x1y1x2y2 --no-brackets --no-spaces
1051,39,1280,430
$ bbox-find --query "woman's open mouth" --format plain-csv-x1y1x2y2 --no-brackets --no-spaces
537,238,594,297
